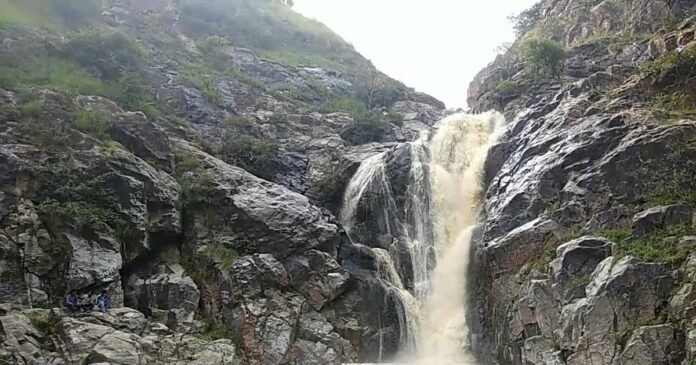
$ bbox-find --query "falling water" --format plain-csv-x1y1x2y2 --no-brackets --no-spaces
341,112,504,364
414,112,503,364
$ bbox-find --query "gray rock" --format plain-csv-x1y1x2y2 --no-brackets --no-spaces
180,142,341,259
560,256,673,364
129,270,200,331
632,203,694,236
550,236,612,304
284,250,350,310
616,324,682,365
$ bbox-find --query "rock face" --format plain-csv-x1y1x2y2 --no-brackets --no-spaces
467,0,696,364
0,0,446,363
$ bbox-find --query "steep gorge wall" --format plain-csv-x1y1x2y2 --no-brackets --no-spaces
469,0,696,364
0,0,445,364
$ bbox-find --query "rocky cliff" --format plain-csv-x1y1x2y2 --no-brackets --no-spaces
3,0,696,364
0,0,444,364
468,0,696,364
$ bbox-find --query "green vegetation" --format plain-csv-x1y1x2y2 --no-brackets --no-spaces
205,244,240,270
219,134,280,179
528,244,557,272
0,0,101,29
602,225,696,266
0,28,160,118
36,170,127,229
340,112,392,145
641,46,696,86
18,100,44,118
0,55,113,96
199,317,239,342
509,2,543,37
180,171,217,203
178,63,225,106
179,0,365,73
73,109,113,139
269,113,288,124
494,79,520,95
63,31,148,81
521,38,567,78
639,46,696,117
175,153,202,174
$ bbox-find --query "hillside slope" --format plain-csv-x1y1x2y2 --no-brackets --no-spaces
0,0,445,364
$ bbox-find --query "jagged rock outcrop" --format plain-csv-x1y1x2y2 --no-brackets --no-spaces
467,1,696,364
0,0,447,363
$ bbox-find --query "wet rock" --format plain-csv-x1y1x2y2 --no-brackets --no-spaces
560,257,673,364
109,112,175,173
550,236,612,304
284,250,350,311
632,203,695,236
180,142,341,259
487,219,566,278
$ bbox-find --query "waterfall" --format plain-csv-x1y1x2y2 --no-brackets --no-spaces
340,112,504,364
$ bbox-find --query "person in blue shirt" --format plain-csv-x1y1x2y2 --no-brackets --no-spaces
96,290,111,313
65,290,79,313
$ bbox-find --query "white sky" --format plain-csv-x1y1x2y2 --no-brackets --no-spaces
293,0,538,108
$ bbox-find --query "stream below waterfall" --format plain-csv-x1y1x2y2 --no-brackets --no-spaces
340,112,505,364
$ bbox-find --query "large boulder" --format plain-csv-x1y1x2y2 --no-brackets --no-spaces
550,236,612,304
615,324,683,365
632,203,695,236
127,264,200,331
179,142,341,259
284,249,350,311
560,257,673,364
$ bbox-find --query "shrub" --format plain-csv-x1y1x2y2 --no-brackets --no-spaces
220,134,279,179
494,79,519,94
181,172,216,203
205,244,240,270
509,2,543,37
63,31,147,81
35,168,129,239
175,153,201,174
73,109,113,139
18,101,44,118
178,63,224,106
521,38,567,77
640,46,696,87
269,113,287,124
340,112,391,145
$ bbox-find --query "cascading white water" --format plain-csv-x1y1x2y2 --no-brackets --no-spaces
413,112,504,364
341,112,504,364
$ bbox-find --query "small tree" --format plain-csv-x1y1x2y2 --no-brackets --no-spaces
521,38,567,78
509,2,543,37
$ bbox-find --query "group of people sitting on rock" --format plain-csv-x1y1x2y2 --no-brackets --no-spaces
65,290,111,314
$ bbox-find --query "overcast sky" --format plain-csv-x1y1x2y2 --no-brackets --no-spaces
293,0,538,108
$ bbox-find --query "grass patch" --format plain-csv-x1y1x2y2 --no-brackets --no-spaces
528,244,557,272
178,63,224,106
494,79,520,95
18,100,44,118
204,244,240,270
175,153,201,174
0,0,101,29
73,109,113,139
602,225,696,266
180,171,217,203
218,134,280,179
0,54,114,96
